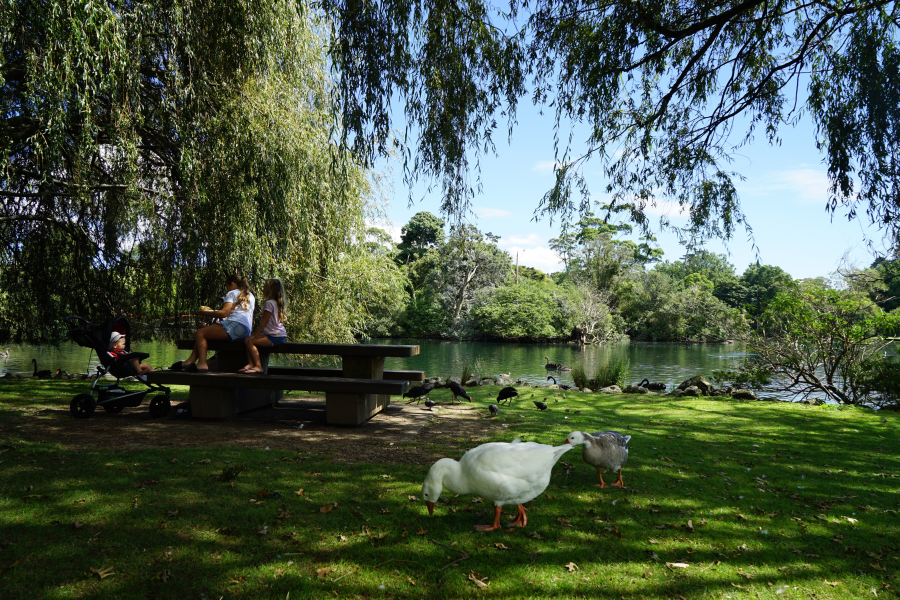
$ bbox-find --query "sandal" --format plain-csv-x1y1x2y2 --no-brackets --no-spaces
170,361,184,371
184,363,198,373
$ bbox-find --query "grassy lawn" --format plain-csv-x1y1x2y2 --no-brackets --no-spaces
0,380,898,599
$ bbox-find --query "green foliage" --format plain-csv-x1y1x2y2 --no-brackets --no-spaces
737,282,900,404
711,364,774,391
579,351,630,389
471,281,572,341
1,1,401,344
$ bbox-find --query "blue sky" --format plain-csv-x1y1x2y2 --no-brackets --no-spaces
372,99,883,280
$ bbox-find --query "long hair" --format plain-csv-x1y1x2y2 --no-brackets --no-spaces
263,278,287,323
225,274,251,310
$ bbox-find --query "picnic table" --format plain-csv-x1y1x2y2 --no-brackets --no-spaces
146,341,423,425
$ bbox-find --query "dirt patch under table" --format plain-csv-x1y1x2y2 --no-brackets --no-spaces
3,392,509,466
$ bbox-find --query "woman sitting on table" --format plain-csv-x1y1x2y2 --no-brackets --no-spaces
172,273,256,373
240,278,287,374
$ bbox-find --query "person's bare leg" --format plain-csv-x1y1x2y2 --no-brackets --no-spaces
195,325,229,370
245,337,272,372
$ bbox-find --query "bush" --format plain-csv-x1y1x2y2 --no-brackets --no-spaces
573,352,630,389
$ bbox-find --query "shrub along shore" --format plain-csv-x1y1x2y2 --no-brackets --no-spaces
0,379,898,599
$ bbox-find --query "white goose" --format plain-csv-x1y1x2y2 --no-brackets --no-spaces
422,438,572,531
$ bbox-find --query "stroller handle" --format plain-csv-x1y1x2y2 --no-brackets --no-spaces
64,315,92,327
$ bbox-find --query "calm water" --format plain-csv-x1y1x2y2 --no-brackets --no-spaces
3,338,779,396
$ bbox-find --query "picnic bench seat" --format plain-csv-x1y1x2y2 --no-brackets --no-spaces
146,340,421,425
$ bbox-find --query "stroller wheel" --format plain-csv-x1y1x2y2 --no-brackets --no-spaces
149,395,171,418
70,394,96,418
103,404,125,414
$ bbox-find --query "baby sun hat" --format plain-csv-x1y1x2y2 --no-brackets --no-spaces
109,332,124,349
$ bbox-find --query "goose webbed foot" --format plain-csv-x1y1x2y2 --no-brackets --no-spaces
506,505,528,528
475,506,503,531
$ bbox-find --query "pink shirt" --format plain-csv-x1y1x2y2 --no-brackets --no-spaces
261,300,287,337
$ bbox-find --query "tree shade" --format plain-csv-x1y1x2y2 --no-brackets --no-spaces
321,0,900,246
0,1,402,343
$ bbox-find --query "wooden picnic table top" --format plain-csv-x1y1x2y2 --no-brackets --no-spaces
175,339,419,357
147,371,409,394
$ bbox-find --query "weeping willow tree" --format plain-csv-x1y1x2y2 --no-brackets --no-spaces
0,0,404,343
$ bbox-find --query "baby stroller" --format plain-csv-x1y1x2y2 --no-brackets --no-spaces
64,316,172,418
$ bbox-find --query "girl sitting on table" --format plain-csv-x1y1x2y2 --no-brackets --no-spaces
172,273,256,373
239,278,287,374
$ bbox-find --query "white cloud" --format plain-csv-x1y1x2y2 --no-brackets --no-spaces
641,199,690,218
506,246,564,273
475,207,513,218
532,160,568,174
741,166,832,205
498,232,545,248
365,219,404,243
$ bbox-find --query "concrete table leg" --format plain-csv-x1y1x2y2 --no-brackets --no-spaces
323,356,389,425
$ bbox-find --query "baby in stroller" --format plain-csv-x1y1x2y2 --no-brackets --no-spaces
108,332,154,378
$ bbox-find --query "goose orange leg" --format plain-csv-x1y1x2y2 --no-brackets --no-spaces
507,504,528,528
475,506,503,531
595,471,609,488
611,469,626,488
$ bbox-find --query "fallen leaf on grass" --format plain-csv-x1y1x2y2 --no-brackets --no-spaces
155,569,172,582
564,562,579,572
526,532,545,540
736,513,747,520
73,520,81,529
320,503,337,513
316,567,334,578
731,583,746,589
408,495,418,501
467,571,489,588
648,538,659,544
416,527,428,536
666,563,690,569
167,508,179,518
870,563,887,571
90,566,115,579
493,543,509,550
686,520,695,532
844,516,859,524
556,517,573,527
294,488,304,496
338,535,347,542
825,580,842,586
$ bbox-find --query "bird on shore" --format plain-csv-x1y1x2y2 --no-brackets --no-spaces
488,404,499,416
31,359,52,379
546,375,557,384
424,398,436,410
533,400,548,411
639,379,667,391
559,365,573,372
421,437,573,531
497,386,519,405
565,430,631,488
54,369,70,380
448,381,472,403
0,348,10,359
403,383,435,404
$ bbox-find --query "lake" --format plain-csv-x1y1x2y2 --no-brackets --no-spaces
3,338,792,399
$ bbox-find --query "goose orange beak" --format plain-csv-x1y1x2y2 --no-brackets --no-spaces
426,501,435,515
564,440,570,444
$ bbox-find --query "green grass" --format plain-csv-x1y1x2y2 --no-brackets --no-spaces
1,379,899,599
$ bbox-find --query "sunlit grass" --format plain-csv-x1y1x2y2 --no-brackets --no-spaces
0,379,898,598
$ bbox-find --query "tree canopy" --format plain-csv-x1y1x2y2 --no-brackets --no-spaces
322,0,900,247
1,0,402,343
